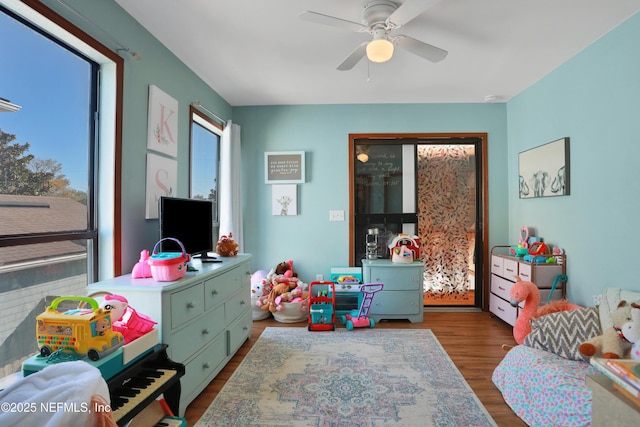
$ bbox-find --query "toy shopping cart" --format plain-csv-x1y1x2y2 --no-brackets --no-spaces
307,281,336,331
343,283,383,331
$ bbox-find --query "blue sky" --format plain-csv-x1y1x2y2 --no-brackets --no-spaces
0,10,91,192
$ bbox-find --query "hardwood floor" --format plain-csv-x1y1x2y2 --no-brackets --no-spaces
184,311,527,427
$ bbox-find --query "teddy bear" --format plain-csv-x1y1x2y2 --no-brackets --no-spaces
260,280,298,313
275,260,297,278
216,232,239,257
621,302,640,360
579,300,637,359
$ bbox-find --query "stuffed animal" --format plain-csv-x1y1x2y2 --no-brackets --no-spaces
579,300,638,359
275,260,297,278
274,287,308,309
621,302,640,360
250,270,269,299
216,232,239,257
99,294,128,322
509,277,581,344
260,280,298,313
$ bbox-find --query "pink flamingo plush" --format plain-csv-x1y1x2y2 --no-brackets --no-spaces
510,277,581,344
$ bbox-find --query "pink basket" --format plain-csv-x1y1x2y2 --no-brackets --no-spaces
148,238,190,281
121,306,157,333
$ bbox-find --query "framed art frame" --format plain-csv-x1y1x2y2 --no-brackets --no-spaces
147,85,179,158
265,151,305,184
272,184,297,215
518,137,570,198
145,152,177,219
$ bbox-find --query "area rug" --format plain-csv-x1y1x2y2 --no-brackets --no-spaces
196,327,496,426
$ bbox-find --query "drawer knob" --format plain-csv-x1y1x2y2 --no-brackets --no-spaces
240,300,246,305
211,290,218,296
186,301,195,309
202,329,209,335
202,362,210,370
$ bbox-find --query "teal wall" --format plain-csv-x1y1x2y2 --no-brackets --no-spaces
233,104,508,281
507,13,640,305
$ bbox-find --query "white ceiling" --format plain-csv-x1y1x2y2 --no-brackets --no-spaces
115,0,640,106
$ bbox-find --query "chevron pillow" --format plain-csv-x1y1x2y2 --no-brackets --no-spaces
523,306,601,361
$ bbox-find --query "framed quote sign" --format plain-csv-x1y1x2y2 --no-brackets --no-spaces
264,151,305,184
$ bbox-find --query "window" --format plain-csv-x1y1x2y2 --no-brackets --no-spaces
0,1,121,377
190,106,221,240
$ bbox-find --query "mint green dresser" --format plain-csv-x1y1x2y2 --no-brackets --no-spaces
87,254,252,416
361,259,424,323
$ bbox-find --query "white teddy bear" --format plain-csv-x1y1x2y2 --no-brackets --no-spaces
621,302,640,360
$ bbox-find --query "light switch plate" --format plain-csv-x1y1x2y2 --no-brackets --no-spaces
329,210,345,221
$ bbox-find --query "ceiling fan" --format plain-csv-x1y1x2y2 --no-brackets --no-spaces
300,0,448,71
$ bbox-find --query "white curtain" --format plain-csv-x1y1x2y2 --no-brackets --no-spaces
219,121,244,251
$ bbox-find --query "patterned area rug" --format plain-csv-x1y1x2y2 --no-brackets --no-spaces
195,327,496,427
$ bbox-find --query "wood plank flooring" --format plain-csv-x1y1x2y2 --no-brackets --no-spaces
184,311,527,427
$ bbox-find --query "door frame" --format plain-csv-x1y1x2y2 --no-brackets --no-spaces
348,133,490,310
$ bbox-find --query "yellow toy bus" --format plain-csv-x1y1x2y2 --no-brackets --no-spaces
36,296,124,361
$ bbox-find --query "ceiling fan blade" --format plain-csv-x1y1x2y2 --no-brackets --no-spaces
337,42,368,71
387,0,441,28
394,35,447,62
299,11,366,32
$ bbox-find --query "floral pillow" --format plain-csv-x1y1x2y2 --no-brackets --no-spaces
523,306,600,361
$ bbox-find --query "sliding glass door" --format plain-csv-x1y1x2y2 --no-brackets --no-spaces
349,134,487,308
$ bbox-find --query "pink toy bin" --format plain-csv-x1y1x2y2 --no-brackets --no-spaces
120,306,157,333
148,237,190,281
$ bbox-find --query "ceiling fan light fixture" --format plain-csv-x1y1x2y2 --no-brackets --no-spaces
366,38,394,63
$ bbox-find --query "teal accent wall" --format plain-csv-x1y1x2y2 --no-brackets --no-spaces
233,104,508,280
507,13,640,305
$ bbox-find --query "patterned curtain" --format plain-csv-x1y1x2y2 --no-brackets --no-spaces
417,145,475,294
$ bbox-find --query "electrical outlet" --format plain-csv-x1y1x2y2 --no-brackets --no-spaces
329,210,345,221
316,274,323,281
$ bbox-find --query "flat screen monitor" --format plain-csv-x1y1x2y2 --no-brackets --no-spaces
159,196,218,262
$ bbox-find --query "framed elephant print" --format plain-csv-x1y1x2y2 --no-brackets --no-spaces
518,137,570,198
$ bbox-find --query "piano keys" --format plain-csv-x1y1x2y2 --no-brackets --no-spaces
107,344,185,426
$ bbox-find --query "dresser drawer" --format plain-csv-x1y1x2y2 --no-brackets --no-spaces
225,286,251,324
502,258,519,281
365,266,422,291
491,274,514,301
519,262,563,287
370,291,422,316
181,332,227,404
228,308,251,355
490,293,517,326
491,255,503,276
518,262,532,281
204,276,236,310
170,283,204,329
170,305,225,363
